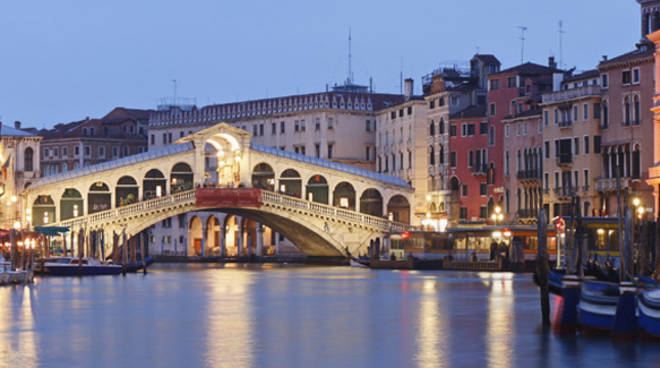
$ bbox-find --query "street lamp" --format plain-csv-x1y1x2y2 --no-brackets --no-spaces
491,206,504,225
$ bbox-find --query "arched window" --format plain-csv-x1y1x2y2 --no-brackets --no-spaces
24,147,33,172
634,95,640,125
429,120,435,136
439,118,445,134
624,96,631,125
429,147,435,165
602,100,609,128
488,126,495,146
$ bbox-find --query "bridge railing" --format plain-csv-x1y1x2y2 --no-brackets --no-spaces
260,190,410,232
56,190,196,229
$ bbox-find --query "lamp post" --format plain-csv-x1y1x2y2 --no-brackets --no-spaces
491,206,504,225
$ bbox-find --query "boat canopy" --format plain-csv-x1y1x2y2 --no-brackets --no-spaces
34,226,69,236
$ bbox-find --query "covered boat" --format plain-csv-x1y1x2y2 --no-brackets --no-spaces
44,257,121,276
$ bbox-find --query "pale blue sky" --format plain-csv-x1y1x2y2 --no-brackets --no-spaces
0,0,641,128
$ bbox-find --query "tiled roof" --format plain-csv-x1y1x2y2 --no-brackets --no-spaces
29,142,195,189
251,143,411,188
102,107,152,123
563,69,599,83
599,46,654,68
473,54,500,65
1,125,37,137
450,105,486,119
493,62,561,76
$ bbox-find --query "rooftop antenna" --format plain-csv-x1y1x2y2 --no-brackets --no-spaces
400,57,403,95
559,20,565,69
347,27,353,85
518,26,528,64
171,79,177,103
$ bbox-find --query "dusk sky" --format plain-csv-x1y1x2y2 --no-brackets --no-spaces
0,1,641,128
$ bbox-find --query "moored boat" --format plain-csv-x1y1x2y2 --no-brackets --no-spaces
44,257,121,276
578,280,620,332
638,289,660,337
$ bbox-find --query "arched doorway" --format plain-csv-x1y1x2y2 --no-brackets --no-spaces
88,182,111,214
171,163,193,193
206,215,220,256
116,176,138,207
360,189,383,217
204,133,242,187
188,216,202,256
143,169,166,199
305,175,328,204
223,215,240,256
332,182,356,210
60,188,83,221
450,177,460,192
387,195,411,224
279,169,302,197
252,163,275,191
32,195,56,226
241,218,257,256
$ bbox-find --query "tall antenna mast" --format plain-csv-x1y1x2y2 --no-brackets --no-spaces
518,26,528,64
400,57,403,95
559,20,565,69
348,27,353,84
172,79,177,102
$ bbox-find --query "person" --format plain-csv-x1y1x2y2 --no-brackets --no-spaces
490,241,498,261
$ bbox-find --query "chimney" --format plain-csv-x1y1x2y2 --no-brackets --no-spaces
14,121,21,129
602,55,608,61
548,56,557,70
430,74,445,94
404,78,414,101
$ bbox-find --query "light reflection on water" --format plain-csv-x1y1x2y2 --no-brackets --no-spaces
0,264,659,367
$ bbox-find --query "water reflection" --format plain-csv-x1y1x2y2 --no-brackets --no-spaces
486,273,514,368
415,279,447,368
0,285,38,366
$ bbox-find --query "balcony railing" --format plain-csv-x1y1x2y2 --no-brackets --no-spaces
517,208,539,219
541,85,602,104
556,153,572,166
516,170,542,181
558,120,572,128
472,164,488,175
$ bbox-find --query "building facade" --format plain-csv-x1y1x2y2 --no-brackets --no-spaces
541,70,603,218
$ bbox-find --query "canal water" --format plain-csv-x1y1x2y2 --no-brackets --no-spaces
1,264,659,368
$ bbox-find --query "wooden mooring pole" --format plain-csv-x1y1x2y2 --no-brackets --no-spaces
537,209,550,327
140,232,147,275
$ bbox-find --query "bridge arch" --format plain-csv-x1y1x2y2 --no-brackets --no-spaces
332,181,356,210
305,174,328,204
223,214,240,256
144,169,166,199
88,182,111,214
386,195,410,224
252,163,275,191
116,176,138,207
278,169,302,197
360,188,383,217
171,162,193,194
188,215,203,256
206,215,220,256
60,188,83,221
32,195,56,226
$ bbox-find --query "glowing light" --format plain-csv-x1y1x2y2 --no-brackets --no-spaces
426,194,431,201
503,231,512,237
280,184,286,192
495,206,501,214
26,208,31,214
633,197,641,207
492,231,502,238
11,195,16,202
156,185,162,197
13,221,20,230
73,204,79,217
597,228,605,235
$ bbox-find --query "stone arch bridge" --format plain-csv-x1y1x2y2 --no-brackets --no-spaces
24,123,413,258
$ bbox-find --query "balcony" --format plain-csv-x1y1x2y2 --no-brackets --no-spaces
472,164,488,176
558,120,572,129
517,208,539,219
556,153,572,166
516,169,542,183
595,177,633,192
541,85,601,104
553,186,579,199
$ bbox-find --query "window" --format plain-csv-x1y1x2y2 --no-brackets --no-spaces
366,120,371,132
439,97,445,106
84,146,91,156
315,143,321,158
430,147,435,165
439,147,444,164
622,70,631,85
468,150,473,167
583,103,588,121
602,73,608,88
365,146,370,160
505,124,510,137
429,121,435,136
633,68,640,84
480,122,488,134
554,108,559,124
594,136,601,154
449,125,457,137
280,121,285,133
113,147,119,157
488,126,495,146
624,96,631,125
150,134,154,145
272,123,276,135
315,118,321,131
461,184,468,196
490,79,500,90
162,133,167,144
523,122,527,135
63,147,67,157
594,103,601,119
99,146,105,157
300,120,305,132
505,151,510,175
544,173,549,190
24,147,33,171
489,103,496,116
180,131,184,138
634,95,640,125
327,143,333,158
328,117,334,130
480,183,487,196
544,110,549,126
467,124,475,136
574,137,579,155
584,169,590,190
584,136,590,154
168,133,172,143
602,101,609,128
391,111,396,119
460,207,468,220
573,105,578,121
407,106,412,115
408,151,412,168
507,76,516,88
399,109,404,117
439,119,445,134
429,100,435,109
259,124,264,136
462,124,467,137
253,125,259,135
450,152,457,167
